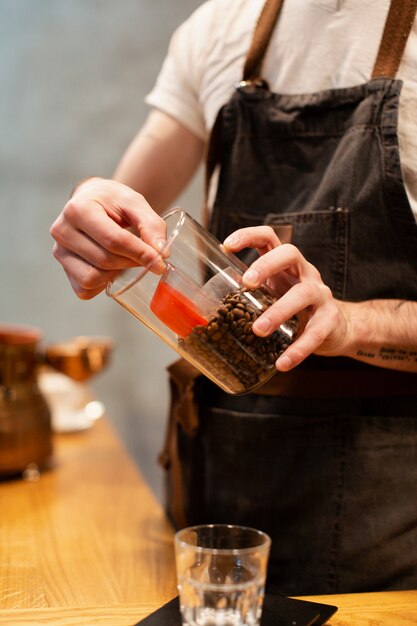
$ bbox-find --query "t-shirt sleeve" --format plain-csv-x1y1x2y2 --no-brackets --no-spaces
145,2,215,142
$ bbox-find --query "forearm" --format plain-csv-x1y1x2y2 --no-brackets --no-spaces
337,299,417,372
113,109,204,213
53,110,205,300
70,111,204,213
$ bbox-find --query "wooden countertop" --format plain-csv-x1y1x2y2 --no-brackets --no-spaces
1,416,416,625
0,417,177,625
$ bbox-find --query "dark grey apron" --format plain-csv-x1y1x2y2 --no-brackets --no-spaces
162,0,417,595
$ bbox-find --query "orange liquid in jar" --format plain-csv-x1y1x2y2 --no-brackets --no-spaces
150,280,208,338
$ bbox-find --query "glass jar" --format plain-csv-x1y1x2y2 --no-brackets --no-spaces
107,209,298,395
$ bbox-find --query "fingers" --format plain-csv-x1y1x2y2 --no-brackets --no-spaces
52,199,163,269
94,185,167,250
259,280,339,371
251,281,323,335
224,225,281,256
54,188,166,260
53,243,120,299
223,225,343,370
276,302,340,370
244,246,335,370
224,226,299,295
257,283,339,370
50,179,167,299
242,242,321,288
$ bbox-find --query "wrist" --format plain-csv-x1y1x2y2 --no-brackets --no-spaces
70,176,103,198
315,300,362,359
338,300,369,358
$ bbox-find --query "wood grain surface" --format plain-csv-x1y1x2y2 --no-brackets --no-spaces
1,417,417,625
0,417,177,618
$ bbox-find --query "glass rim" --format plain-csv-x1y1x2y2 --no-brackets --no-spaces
174,523,271,555
106,207,186,299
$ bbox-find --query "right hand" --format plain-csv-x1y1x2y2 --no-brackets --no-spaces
50,177,167,299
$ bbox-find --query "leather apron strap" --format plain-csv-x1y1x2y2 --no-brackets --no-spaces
242,0,285,82
243,0,417,83
205,0,284,200
205,0,417,198
372,0,417,78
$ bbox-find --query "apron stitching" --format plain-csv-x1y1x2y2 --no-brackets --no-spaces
229,126,383,140
198,0,417,595
327,419,347,592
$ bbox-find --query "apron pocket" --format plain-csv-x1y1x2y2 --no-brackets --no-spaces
196,401,344,594
227,207,349,300
166,381,417,593
266,209,349,300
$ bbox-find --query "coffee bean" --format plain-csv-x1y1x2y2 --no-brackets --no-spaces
178,286,297,394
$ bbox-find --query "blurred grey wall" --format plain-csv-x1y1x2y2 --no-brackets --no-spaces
0,0,204,499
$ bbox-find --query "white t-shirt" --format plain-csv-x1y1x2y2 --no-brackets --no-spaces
146,0,417,219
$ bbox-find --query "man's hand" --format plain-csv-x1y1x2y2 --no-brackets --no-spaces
50,178,166,299
224,225,417,373
51,109,204,300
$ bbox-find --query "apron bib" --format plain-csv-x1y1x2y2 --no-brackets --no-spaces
162,0,417,595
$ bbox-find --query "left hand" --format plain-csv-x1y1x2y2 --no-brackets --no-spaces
223,226,350,371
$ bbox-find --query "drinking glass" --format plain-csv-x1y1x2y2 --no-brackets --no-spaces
175,524,271,626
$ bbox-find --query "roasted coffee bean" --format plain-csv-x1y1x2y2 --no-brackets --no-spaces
178,286,297,394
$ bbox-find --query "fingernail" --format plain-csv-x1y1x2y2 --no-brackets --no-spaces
152,256,167,275
243,269,259,286
154,238,166,251
223,233,240,247
253,316,272,335
277,354,292,371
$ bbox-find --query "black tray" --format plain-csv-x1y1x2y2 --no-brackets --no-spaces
134,593,338,626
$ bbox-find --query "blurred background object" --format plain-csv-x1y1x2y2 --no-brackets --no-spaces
0,324,53,477
43,336,113,382
0,0,203,499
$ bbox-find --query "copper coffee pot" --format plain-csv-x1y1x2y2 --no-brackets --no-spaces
0,324,112,478
43,335,113,382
